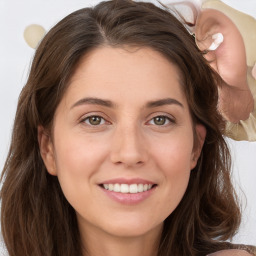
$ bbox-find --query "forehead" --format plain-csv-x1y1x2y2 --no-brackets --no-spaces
63,46,187,108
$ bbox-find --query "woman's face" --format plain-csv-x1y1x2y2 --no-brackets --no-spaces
40,46,205,240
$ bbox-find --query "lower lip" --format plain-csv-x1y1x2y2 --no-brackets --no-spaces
100,186,156,205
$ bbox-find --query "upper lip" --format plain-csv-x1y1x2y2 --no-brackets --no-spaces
99,178,156,185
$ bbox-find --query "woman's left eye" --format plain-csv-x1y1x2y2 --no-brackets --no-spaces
82,116,106,126
148,115,173,126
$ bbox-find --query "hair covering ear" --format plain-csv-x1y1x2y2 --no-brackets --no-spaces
24,24,46,49
191,124,206,169
37,126,57,176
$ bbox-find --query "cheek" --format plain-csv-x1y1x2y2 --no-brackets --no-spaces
53,132,109,199
150,133,193,213
54,131,108,172
161,153,191,204
152,131,194,173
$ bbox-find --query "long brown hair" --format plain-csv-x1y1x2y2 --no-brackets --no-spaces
1,1,241,255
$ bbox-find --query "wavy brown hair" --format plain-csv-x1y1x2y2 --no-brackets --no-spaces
1,1,241,255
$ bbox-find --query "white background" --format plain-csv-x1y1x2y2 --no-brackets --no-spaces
0,0,255,251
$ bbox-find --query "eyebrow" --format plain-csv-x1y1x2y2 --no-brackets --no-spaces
71,97,114,109
71,97,184,109
146,98,184,108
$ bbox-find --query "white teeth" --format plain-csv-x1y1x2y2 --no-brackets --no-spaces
120,184,129,193
138,184,144,192
103,184,109,190
113,184,120,192
129,184,138,194
102,183,154,193
208,32,224,51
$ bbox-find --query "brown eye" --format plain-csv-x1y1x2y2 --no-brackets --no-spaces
153,116,167,125
84,116,104,126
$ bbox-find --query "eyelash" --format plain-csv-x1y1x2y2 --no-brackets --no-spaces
81,115,108,126
80,114,175,127
147,115,175,126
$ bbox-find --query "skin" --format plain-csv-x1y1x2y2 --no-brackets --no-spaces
208,249,252,256
39,46,206,256
195,9,254,123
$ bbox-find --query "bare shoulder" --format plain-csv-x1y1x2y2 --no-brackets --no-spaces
208,249,253,256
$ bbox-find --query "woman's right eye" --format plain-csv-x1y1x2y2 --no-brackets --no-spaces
82,116,106,126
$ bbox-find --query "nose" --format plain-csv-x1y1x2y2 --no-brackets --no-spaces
110,124,148,167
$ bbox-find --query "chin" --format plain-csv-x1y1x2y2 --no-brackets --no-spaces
101,216,163,238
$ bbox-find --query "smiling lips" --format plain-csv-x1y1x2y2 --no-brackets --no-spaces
99,179,157,204
102,183,153,193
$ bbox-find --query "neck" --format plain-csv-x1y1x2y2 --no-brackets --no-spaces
79,222,162,256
